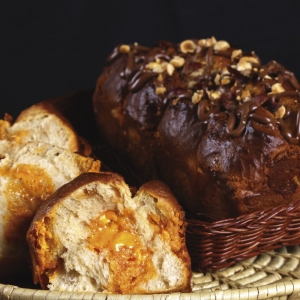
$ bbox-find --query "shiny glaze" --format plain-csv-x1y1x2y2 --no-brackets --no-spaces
107,40,300,145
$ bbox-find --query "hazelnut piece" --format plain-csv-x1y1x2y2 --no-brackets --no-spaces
231,49,242,61
213,40,230,51
166,63,175,76
214,74,221,85
156,86,167,95
274,105,286,119
241,90,252,102
180,40,197,53
239,56,259,65
170,56,185,68
271,83,285,94
198,36,216,48
237,61,252,76
119,45,130,53
146,62,163,73
192,92,201,104
221,77,231,85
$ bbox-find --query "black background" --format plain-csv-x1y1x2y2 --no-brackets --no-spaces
1,0,300,118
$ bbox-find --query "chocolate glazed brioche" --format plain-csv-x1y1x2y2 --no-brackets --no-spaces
93,37,300,220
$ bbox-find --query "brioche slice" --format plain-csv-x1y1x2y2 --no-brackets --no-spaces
0,101,90,158
0,142,100,282
27,172,191,294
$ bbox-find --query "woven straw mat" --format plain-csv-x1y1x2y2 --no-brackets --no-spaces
2,246,300,299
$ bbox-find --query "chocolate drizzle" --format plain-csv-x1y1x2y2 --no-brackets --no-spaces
128,71,157,93
109,39,300,145
277,111,300,144
197,100,221,122
226,102,258,137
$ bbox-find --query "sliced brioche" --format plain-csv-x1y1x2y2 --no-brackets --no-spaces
27,172,191,294
0,142,100,282
0,101,90,159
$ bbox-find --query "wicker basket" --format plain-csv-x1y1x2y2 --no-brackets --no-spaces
2,246,300,299
187,200,300,272
47,90,300,274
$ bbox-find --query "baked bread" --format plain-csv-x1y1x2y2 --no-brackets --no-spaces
0,100,100,283
27,172,191,294
0,101,91,158
93,37,300,220
0,141,100,282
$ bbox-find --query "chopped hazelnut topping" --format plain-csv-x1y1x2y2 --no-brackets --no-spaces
156,86,167,95
197,90,204,98
241,90,252,101
166,63,175,76
192,92,201,104
274,105,286,119
119,44,130,53
221,77,231,85
239,56,259,65
208,91,221,101
198,36,216,48
243,97,252,102
190,69,204,77
180,40,197,53
236,95,241,101
271,83,285,94
264,75,272,80
170,56,185,68
188,80,197,89
231,49,242,61
213,40,230,51
221,68,230,76
157,74,163,81
146,62,163,73
214,74,221,85
237,61,252,76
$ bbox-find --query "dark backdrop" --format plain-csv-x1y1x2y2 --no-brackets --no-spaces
1,0,300,118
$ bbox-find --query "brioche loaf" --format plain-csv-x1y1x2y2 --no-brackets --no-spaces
0,102,100,282
27,172,191,294
93,37,300,220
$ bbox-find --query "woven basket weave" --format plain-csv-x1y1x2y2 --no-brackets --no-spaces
187,200,300,272
2,246,300,299
47,90,300,274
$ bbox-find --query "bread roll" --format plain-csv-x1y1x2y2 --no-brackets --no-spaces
93,37,300,220
0,102,100,282
27,172,191,294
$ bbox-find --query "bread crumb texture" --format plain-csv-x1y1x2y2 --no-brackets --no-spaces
27,174,191,294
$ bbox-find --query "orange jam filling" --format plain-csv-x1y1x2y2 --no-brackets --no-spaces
3,164,54,244
88,209,156,293
88,210,145,262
